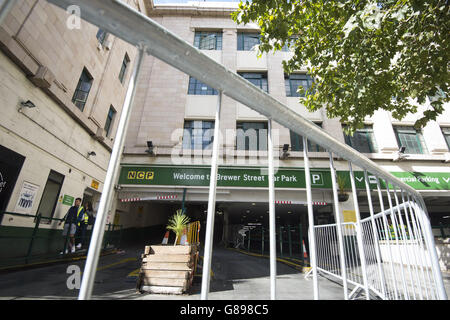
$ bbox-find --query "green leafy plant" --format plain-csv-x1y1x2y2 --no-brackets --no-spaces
336,174,347,195
166,209,191,246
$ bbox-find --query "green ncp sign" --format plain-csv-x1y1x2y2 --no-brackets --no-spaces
118,165,450,191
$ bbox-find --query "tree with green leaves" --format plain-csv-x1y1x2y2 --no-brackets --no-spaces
167,209,191,246
232,0,449,134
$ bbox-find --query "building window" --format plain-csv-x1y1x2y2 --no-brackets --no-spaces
344,125,378,153
394,126,428,154
96,29,107,45
36,170,65,223
281,36,298,52
194,31,222,50
119,53,130,84
0,145,25,213
72,68,93,112
238,72,268,93
285,74,313,97
188,77,218,95
183,120,215,150
290,123,325,152
236,122,268,151
442,127,450,150
104,106,116,137
237,33,260,51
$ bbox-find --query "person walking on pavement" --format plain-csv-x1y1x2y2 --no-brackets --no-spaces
76,201,93,250
59,197,84,254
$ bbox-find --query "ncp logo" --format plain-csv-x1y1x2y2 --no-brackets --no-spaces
127,170,155,180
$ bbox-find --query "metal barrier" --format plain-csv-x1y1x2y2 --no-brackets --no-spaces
313,182,444,300
187,221,201,246
6,0,444,300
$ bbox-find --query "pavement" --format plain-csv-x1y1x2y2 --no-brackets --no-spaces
0,243,448,300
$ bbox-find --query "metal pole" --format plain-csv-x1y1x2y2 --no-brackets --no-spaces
385,182,409,299
392,186,415,299
329,152,348,300
376,177,398,299
406,193,429,299
0,0,17,25
414,195,448,300
26,213,41,264
78,47,145,300
261,227,264,255
288,225,292,257
200,91,222,300
400,190,422,300
348,164,370,299
299,224,303,264
279,226,283,257
181,188,187,213
363,170,387,298
267,119,277,300
303,137,318,299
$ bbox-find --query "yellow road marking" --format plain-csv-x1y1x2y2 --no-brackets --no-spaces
127,268,140,277
228,248,308,271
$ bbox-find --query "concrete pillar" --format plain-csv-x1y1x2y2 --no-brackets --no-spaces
222,210,229,246
422,121,448,155
372,110,398,154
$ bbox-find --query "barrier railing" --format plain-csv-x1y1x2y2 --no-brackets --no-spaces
313,189,443,300
13,0,445,300
0,211,122,268
187,221,201,246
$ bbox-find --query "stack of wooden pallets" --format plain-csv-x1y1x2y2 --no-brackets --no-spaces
136,244,199,294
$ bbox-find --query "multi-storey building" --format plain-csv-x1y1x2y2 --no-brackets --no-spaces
0,0,147,258
117,0,450,246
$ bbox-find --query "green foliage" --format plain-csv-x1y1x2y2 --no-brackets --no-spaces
166,209,190,246
336,173,348,194
232,0,449,134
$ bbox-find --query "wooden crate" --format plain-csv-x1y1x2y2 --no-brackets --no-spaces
137,244,198,295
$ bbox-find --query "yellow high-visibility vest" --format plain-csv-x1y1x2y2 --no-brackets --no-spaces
77,206,88,226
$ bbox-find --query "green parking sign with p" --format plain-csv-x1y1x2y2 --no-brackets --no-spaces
310,172,324,186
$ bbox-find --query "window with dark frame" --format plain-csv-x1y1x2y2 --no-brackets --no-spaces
344,125,378,153
237,33,260,51
238,72,268,93
119,53,130,84
290,123,325,152
194,31,222,50
96,29,107,45
71,68,93,112
394,126,428,154
281,36,298,52
104,105,116,137
285,74,314,97
188,76,218,95
36,170,65,224
182,120,215,150
236,122,268,151
442,127,450,150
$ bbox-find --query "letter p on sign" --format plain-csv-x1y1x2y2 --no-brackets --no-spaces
311,173,323,185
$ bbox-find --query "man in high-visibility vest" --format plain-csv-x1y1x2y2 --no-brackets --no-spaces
75,201,88,250
59,197,84,254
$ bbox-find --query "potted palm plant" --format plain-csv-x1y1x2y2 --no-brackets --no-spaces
337,174,349,202
166,209,191,246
